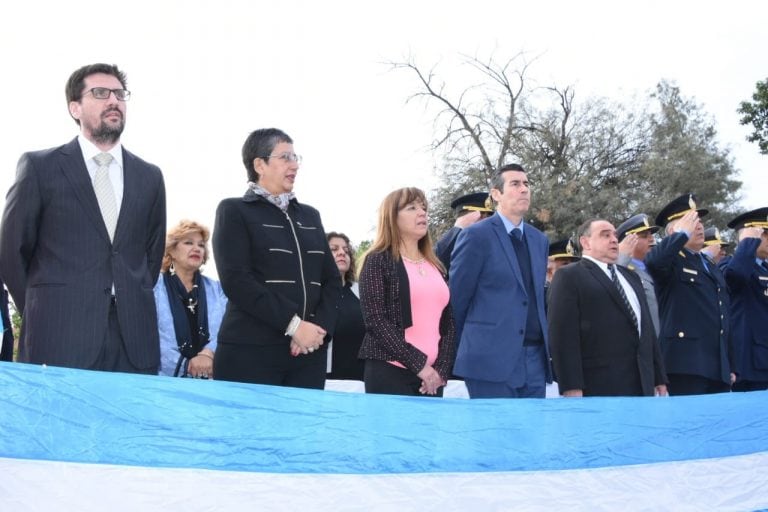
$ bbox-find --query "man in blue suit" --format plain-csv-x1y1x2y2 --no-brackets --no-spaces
449,164,552,398
724,207,768,391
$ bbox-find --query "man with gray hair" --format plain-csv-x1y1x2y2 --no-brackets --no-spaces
616,213,661,336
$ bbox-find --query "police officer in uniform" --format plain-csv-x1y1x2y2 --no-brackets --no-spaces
702,227,730,265
434,192,493,274
616,213,661,336
645,194,735,395
723,207,768,391
546,238,580,284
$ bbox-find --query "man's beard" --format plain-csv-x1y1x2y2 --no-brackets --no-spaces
89,110,124,145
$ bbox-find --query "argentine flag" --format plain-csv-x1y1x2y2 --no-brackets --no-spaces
1,362,766,511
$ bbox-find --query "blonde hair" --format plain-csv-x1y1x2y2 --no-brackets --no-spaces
161,219,211,272
360,187,445,276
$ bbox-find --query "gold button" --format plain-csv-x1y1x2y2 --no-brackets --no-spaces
678,332,685,338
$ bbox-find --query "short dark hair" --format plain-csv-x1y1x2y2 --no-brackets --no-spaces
241,128,293,182
575,218,602,253
65,63,127,125
490,163,526,193
326,232,356,283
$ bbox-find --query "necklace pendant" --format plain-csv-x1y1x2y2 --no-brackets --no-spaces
187,298,198,314
418,265,426,277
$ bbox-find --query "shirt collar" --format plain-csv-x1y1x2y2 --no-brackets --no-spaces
582,254,611,274
497,211,525,235
78,134,123,168
630,258,646,271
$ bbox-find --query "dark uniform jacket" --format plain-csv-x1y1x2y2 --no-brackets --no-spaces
549,258,666,396
213,194,341,346
357,250,455,381
724,238,768,383
646,233,733,383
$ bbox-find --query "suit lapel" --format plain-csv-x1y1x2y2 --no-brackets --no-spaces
115,148,137,244
58,138,111,244
583,259,635,324
490,216,525,290
527,232,545,298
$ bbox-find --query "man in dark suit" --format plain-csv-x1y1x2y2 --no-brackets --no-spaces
434,192,493,274
645,194,734,395
450,164,552,398
549,219,667,397
0,63,166,373
723,207,768,391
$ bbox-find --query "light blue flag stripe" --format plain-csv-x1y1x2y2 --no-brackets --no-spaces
1,362,766,474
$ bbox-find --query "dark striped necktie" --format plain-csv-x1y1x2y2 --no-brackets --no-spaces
609,264,638,331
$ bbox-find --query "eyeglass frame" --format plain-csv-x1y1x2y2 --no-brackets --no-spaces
83,87,131,101
259,152,302,164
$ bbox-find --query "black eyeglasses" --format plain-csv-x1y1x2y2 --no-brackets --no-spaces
260,152,302,164
84,87,131,101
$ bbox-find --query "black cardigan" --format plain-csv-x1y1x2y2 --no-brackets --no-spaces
357,250,455,380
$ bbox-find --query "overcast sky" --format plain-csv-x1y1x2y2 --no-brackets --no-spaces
1,0,765,277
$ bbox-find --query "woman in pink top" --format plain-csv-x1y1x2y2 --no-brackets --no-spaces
358,188,456,396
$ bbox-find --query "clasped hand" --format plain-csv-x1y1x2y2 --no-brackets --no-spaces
290,320,326,356
417,365,444,395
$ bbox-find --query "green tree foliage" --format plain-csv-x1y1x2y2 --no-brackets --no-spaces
638,81,742,228
737,77,768,155
355,239,372,262
395,55,742,239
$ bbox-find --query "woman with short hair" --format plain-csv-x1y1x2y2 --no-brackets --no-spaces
212,128,340,389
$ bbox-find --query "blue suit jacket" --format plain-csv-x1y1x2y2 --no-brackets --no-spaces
449,213,552,384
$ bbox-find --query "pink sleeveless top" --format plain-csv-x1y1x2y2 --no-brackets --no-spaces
390,259,449,369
